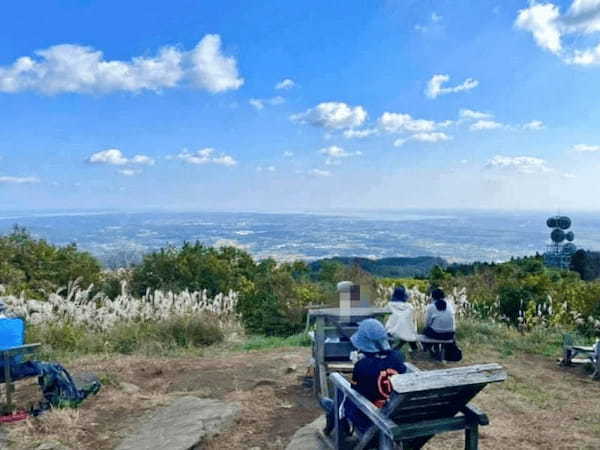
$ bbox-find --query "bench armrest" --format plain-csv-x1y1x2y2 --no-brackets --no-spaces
1,343,42,358
460,403,489,425
404,362,421,373
329,372,399,439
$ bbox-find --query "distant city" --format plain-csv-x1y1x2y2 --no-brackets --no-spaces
1,209,600,267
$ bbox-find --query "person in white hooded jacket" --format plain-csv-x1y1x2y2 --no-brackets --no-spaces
385,286,418,352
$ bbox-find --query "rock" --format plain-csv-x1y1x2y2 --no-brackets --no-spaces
35,441,70,450
285,364,298,374
253,379,278,388
116,396,240,450
119,382,141,394
286,415,328,450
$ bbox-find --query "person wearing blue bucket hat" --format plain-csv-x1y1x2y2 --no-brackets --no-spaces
322,318,407,437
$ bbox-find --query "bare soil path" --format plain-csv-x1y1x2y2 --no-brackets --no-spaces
4,345,600,449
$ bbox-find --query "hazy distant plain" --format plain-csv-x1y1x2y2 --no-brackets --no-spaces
1,210,599,265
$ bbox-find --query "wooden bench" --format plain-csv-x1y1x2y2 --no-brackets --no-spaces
1,318,42,414
324,363,507,449
560,334,600,380
308,308,389,399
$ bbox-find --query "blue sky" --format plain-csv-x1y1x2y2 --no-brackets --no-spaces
2,0,600,211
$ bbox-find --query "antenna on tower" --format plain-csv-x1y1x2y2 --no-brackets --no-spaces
544,215,576,269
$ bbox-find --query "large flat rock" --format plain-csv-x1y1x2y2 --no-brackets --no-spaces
286,415,328,450
116,396,240,450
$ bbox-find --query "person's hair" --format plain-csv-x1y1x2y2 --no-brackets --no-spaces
431,288,445,300
434,299,447,311
391,286,408,302
431,288,446,311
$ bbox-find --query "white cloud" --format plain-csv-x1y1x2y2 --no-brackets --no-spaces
522,120,545,130
516,0,600,65
378,112,436,133
291,102,367,129
393,132,451,146
0,34,243,94
275,78,295,90
212,155,237,166
283,151,294,157
118,168,141,176
572,143,600,152
515,2,562,53
249,96,285,110
188,34,244,93
343,128,378,139
257,165,276,172
425,74,479,99
88,149,154,167
88,149,129,165
176,148,237,166
459,109,494,120
470,120,503,131
131,155,156,165
310,169,332,177
319,145,361,165
0,176,40,184
412,132,452,142
485,155,551,174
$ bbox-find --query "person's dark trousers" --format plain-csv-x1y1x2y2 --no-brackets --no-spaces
390,338,419,352
421,327,455,353
320,397,351,436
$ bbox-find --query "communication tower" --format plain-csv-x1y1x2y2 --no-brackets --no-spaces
544,215,576,269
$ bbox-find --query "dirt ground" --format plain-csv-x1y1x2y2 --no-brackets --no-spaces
3,345,600,449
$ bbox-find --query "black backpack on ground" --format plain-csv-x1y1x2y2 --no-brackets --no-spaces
443,342,463,362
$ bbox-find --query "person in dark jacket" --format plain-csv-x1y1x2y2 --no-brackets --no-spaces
321,318,407,436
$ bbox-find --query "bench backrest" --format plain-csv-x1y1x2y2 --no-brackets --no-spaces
389,363,506,424
0,317,25,366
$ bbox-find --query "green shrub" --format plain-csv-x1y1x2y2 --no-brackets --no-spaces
0,226,102,299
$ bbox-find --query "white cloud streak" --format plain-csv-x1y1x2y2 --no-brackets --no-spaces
291,102,367,129
0,176,40,184
425,74,479,99
249,96,285,110
176,148,237,166
470,120,504,131
572,143,600,152
275,78,295,90
319,145,362,165
0,34,243,94
485,155,551,174
88,149,155,166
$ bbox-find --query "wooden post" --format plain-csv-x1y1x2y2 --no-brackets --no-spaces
593,343,600,380
3,351,12,412
334,386,345,450
465,424,479,450
315,316,329,398
562,334,574,366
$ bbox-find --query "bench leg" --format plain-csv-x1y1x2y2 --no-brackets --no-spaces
465,424,479,450
379,430,394,450
4,356,13,412
334,386,345,450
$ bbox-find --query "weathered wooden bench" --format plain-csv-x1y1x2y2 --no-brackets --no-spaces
324,363,507,449
560,334,600,380
308,308,388,399
1,318,42,414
